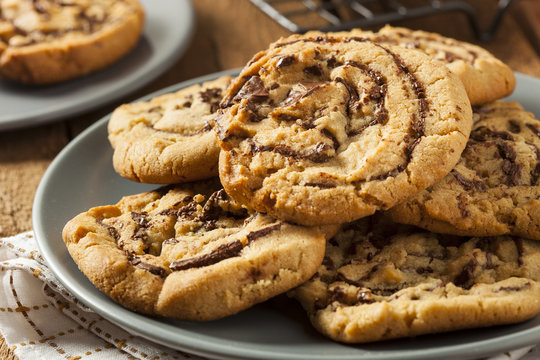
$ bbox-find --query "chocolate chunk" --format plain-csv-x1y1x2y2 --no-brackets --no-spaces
304,181,336,188
329,286,346,303
357,291,376,304
177,202,198,219
96,218,120,241
451,170,487,191
370,164,406,181
526,123,540,138
131,212,149,227
454,258,479,289
485,252,494,270
276,55,295,68
497,141,521,186
282,82,325,107
326,56,343,68
457,193,471,218
127,254,167,278
303,64,322,76
498,282,531,292
320,128,340,150
199,190,225,221
322,256,334,269
508,120,521,134
334,77,359,116
514,238,524,266
470,126,514,142
416,266,433,274
169,240,244,271
246,222,282,242
234,76,269,103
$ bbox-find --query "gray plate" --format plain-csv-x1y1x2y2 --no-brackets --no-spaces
0,0,194,131
33,71,540,360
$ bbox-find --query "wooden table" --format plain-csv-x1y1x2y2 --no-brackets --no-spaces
2,0,540,358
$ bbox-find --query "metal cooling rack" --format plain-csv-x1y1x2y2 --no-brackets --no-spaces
249,0,518,41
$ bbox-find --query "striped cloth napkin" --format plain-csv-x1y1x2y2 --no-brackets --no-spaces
0,231,537,360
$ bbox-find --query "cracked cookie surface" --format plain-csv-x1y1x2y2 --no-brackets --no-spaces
217,33,472,226
108,76,233,184
0,0,144,84
387,101,540,240
317,26,515,105
290,216,540,343
62,179,330,320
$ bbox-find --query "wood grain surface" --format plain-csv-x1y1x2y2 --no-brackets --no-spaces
2,0,540,358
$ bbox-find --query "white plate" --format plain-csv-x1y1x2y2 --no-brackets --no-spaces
33,71,540,360
0,0,193,131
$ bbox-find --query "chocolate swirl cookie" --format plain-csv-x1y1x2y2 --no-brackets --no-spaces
0,0,144,84
216,33,472,226
108,76,233,184
316,26,515,106
387,101,540,240
62,179,333,320
290,216,540,343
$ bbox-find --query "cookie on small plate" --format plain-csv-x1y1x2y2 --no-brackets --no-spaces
387,101,540,240
62,179,333,320
0,0,144,84
108,76,233,184
318,26,515,105
290,217,540,343
217,33,472,226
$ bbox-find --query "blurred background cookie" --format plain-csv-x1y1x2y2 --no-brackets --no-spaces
0,0,144,84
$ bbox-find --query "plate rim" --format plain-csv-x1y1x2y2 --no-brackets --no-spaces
0,0,194,131
33,71,540,360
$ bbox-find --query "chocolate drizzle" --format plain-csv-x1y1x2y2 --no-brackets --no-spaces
96,218,119,241
451,170,487,191
169,241,244,271
496,141,521,186
248,139,332,163
127,253,166,278
169,222,282,272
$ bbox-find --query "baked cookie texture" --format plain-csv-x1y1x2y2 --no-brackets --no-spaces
290,216,540,343
62,179,332,320
0,0,144,84
108,76,233,184
387,101,540,240
316,26,515,105
217,33,472,226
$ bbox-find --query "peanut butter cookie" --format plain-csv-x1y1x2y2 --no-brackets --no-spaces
290,217,540,343
62,179,331,320
387,101,540,240
321,26,515,105
108,76,233,184
217,33,472,226
0,0,144,84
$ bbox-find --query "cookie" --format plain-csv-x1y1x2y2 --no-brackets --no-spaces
62,179,333,320
0,0,144,84
315,26,515,105
108,76,233,184
216,33,472,226
387,101,540,240
290,217,540,343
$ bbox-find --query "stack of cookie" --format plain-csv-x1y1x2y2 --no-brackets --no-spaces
63,26,540,344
